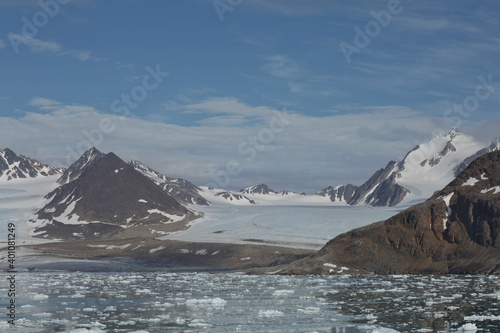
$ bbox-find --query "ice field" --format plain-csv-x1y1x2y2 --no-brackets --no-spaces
0,175,402,250
1,272,499,332
0,176,61,244
165,204,402,250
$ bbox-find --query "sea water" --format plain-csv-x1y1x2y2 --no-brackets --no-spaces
1,272,499,332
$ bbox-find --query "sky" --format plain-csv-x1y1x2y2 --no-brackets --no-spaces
0,0,499,193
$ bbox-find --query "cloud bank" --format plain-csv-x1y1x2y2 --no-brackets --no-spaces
3,96,496,193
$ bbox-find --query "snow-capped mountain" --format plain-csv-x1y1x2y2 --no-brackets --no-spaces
57,147,105,184
200,186,336,206
129,160,209,206
318,129,499,207
0,148,64,181
33,152,191,240
389,128,498,205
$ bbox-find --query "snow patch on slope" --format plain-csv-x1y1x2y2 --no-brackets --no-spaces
481,186,500,195
462,177,479,186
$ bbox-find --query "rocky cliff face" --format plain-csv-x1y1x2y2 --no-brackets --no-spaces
286,150,500,275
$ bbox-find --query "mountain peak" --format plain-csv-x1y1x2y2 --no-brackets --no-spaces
57,147,105,184
2,148,16,156
35,151,190,240
0,148,63,181
449,127,459,138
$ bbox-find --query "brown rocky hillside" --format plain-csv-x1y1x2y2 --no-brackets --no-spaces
285,150,500,275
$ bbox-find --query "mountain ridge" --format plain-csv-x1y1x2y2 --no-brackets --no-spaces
2,128,498,208
129,160,209,206
0,148,64,181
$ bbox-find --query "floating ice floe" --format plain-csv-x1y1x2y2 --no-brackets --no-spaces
457,323,477,332
273,289,294,296
258,309,284,318
186,297,227,308
464,314,500,321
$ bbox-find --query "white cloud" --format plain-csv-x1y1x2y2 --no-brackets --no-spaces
28,97,62,109
12,35,62,53
27,97,98,115
181,97,279,121
8,34,96,61
4,97,493,193
62,50,92,61
0,39,6,49
262,55,300,79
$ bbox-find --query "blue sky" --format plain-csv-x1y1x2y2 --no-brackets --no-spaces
0,0,499,192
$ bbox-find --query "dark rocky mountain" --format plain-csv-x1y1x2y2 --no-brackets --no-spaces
241,184,276,195
34,152,190,240
315,162,409,207
286,150,500,275
347,161,410,207
0,148,64,181
129,160,209,206
57,147,105,184
214,191,256,204
314,184,358,203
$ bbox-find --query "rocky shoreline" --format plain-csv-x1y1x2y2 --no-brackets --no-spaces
3,239,314,273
